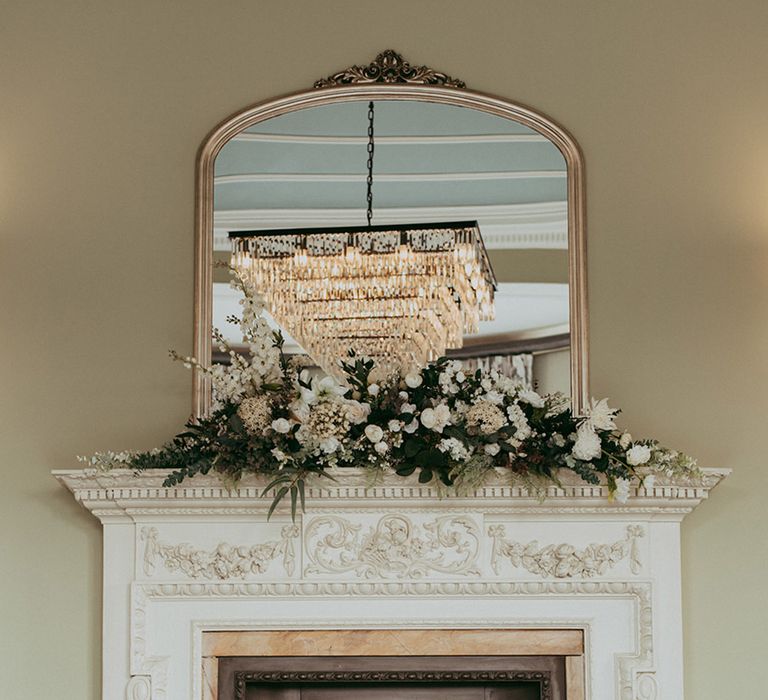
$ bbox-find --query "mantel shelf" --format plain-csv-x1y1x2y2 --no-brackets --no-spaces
54,467,729,523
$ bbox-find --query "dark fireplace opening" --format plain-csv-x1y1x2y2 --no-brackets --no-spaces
218,655,565,700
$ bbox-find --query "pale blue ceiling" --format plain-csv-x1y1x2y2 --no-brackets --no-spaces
214,100,567,212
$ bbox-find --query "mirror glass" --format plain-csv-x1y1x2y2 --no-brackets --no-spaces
212,99,570,395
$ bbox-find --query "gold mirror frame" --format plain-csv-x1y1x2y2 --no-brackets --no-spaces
193,52,589,416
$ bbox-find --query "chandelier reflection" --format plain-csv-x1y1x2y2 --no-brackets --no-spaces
229,103,496,376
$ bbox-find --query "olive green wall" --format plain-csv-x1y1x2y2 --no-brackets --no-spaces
1,1,766,697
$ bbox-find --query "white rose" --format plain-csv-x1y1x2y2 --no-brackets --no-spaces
364,424,384,443
519,389,545,408
271,418,291,434
571,423,601,461
367,383,380,396
403,419,419,434
398,391,409,400
455,371,466,383
484,443,500,456
420,407,437,429
619,432,632,449
374,441,389,455
344,400,371,425
388,419,402,433
405,372,423,388
626,444,651,466
400,402,417,415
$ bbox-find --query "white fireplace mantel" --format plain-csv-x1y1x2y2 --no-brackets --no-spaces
55,467,729,700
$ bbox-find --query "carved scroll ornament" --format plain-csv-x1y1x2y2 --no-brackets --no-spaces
489,524,644,578
141,525,299,580
304,514,481,578
314,49,466,88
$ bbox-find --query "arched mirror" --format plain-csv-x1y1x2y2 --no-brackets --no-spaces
194,51,588,416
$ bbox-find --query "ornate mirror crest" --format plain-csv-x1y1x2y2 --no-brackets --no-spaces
193,50,589,416
314,49,466,88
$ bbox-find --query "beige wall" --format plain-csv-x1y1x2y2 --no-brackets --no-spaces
1,1,766,697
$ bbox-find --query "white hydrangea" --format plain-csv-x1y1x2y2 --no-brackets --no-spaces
438,437,471,462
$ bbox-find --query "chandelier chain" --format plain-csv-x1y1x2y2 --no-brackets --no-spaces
366,101,375,227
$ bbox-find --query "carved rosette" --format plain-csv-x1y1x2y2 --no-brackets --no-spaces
488,524,644,578
314,49,466,88
141,525,299,580
304,514,481,578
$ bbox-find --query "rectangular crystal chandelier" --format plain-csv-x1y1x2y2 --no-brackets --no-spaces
230,220,496,376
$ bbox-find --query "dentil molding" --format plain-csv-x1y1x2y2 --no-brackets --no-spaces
53,466,729,522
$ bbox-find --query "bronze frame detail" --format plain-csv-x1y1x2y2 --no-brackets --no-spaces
193,50,589,416
230,669,552,700
314,49,466,88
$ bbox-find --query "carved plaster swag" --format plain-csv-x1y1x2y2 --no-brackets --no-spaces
55,467,728,700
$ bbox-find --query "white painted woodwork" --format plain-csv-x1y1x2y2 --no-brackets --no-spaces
54,467,728,700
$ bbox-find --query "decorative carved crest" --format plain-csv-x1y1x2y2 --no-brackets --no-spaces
304,514,481,578
314,49,466,88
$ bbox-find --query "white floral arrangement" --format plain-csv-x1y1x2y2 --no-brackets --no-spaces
84,270,699,517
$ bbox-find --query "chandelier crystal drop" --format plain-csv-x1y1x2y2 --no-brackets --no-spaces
229,102,496,376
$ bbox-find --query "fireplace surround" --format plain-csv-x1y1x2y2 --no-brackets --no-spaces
54,466,728,699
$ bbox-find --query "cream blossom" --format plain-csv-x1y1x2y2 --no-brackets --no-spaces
465,400,506,435
404,372,423,388
364,424,384,443
614,477,631,504
626,444,651,466
403,418,419,434
319,436,341,454
619,432,633,449
438,437,471,461
506,404,532,441
374,441,389,455
572,423,601,461
388,419,402,432
367,383,380,396
271,418,291,434
484,443,501,456
271,447,288,464
343,400,371,425
518,389,545,408
420,404,451,433
586,398,618,431
237,395,272,434
300,375,347,405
